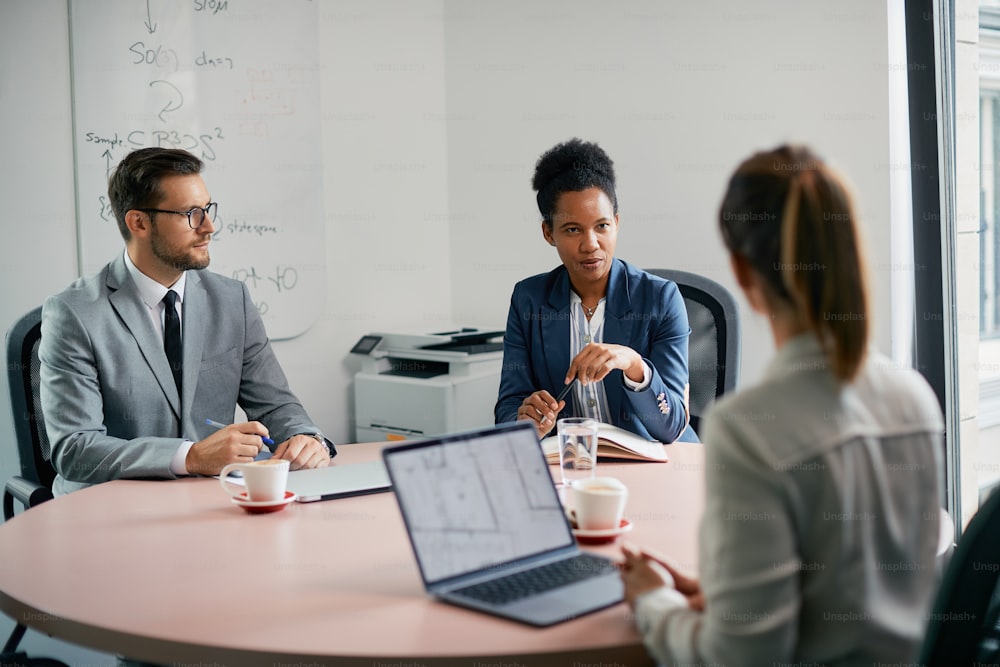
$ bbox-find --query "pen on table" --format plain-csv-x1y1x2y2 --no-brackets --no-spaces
541,379,577,424
205,419,275,446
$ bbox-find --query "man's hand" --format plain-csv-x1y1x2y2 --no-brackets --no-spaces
272,434,331,470
186,421,270,476
517,390,566,438
567,343,645,385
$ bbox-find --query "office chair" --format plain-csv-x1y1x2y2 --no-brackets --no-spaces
918,488,1000,666
646,269,741,435
4,307,55,521
3,306,67,666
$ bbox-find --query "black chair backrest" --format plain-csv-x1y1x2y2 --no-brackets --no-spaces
6,307,56,491
919,488,1000,665
645,269,741,434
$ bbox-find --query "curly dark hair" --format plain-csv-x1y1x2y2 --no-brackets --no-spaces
532,138,617,226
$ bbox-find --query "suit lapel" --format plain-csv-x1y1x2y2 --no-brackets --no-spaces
542,269,572,393
106,257,181,418
180,270,207,435
602,260,634,421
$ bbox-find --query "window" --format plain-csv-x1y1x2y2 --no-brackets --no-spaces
978,6,1000,490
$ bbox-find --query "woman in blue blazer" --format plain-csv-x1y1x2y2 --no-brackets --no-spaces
495,138,696,443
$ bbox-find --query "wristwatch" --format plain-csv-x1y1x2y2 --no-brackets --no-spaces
304,432,331,456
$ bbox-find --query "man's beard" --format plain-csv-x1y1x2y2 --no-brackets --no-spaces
151,223,210,272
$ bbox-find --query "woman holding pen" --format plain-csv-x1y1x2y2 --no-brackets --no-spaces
494,138,696,443
619,145,943,664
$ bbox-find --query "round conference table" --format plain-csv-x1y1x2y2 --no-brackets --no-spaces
0,440,705,666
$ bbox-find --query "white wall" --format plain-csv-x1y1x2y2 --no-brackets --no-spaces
1,0,895,450
444,1,895,391
301,0,452,440
0,1,78,484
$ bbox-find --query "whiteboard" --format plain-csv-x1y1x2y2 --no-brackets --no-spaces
69,0,325,340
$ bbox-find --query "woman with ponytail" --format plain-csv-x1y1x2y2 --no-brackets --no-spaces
495,138,697,444
620,145,943,665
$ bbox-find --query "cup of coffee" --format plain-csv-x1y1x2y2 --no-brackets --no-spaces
573,477,628,531
219,459,289,502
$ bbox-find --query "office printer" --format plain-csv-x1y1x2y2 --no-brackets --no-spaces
350,328,504,442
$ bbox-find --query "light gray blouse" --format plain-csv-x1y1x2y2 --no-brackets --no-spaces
635,334,943,666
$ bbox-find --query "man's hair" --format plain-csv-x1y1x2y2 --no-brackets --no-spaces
532,138,617,226
107,148,203,240
719,144,870,382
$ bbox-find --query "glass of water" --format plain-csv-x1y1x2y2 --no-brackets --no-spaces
556,417,598,488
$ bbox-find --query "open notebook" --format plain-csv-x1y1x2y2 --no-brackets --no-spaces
541,422,669,463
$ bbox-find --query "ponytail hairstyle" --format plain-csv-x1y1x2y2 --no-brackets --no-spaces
719,145,869,382
532,138,617,227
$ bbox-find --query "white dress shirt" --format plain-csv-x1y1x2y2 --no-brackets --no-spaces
122,250,194,474
567,291,650,422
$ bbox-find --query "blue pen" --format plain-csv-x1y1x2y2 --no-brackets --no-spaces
205,419,275,446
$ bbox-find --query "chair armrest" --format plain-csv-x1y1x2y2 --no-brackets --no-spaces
3,476,53,521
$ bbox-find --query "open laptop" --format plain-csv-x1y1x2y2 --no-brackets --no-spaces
382,421,623,627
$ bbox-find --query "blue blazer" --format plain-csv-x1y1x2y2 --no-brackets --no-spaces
495,259,697,443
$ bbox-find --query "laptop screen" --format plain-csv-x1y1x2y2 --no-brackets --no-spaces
384,422,574,585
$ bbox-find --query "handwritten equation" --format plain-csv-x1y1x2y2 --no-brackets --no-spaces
129,42,234,71
85,127,225,161
71,0,325,339
231,265,299,316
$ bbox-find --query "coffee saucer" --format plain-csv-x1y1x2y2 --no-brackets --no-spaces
570,518,633,545
232,490,296,514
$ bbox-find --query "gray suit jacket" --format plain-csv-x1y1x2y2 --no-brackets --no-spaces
40,255,329,495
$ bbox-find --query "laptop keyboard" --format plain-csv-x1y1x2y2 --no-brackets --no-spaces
452,553,618,606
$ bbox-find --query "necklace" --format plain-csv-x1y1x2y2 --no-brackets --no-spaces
583,303,598,318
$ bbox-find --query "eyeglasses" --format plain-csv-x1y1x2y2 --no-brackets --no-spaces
138,202,218,229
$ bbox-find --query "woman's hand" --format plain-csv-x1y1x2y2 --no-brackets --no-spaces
620,543,704,611
517,390,566,438
620,543,675,607
567,343,645,385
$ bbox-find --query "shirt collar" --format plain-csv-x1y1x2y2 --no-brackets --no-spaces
123,249,187,309
763,333,827,382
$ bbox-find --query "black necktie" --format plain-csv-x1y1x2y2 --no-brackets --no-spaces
162,290,182,395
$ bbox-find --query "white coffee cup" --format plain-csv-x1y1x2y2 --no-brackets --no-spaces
573,477,628,531
219,459,289,502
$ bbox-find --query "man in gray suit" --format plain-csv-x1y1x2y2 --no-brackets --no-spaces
40,147,334,496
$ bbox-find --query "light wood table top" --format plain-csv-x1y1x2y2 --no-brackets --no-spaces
0,440,705,666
